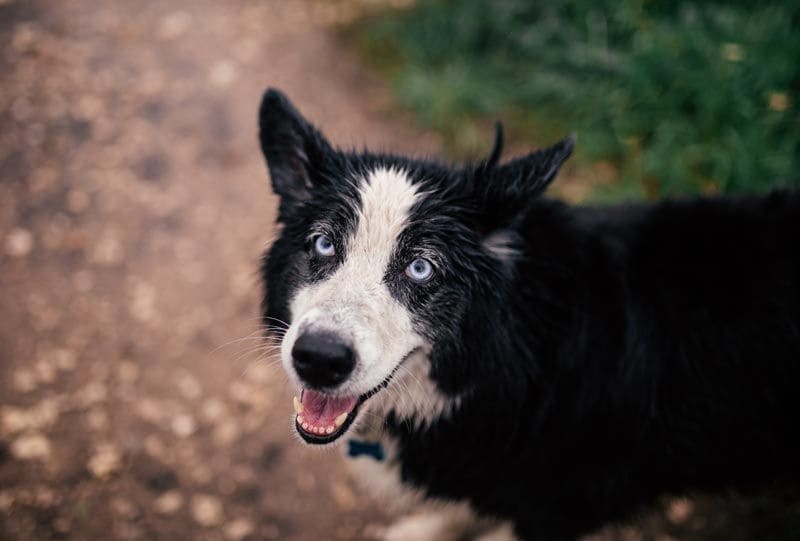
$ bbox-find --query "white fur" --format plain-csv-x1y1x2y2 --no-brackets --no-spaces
369,348,460,428
483,229,520,263
382,507,478,541
282,166,426,399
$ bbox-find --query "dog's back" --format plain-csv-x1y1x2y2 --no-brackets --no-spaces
388,192,800,540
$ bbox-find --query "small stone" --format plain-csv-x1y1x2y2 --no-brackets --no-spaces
111,496,138,519
2,408,27,435
86,408,109,431
11,23,40,52
11,433,51,460
88,443,122,479
201,397,226,423
176,373,201,399
229,268,253,298
619,526,643,541
190,464,212,484
330,481,357,511
117,361,140,383
34,360,56,384
1,399,60,435
129,280,157,322
90,231,123,265
34,486,57,507
244,362,273,384
154,490,184,515
51,349,77,371
212,420,240,447
28,167,58,196
5,227,34,257
157,11,191,39
144,434,167,459
229,381,270,409
209,60,237,87
12,369,37,392
77,381,107,406
666,497,694,525
0,491,14,512
224,518,254,541
190,494,224,527
136,398,163,423
171,414,196,437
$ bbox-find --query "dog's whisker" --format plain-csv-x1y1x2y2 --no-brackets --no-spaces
230,345,284,365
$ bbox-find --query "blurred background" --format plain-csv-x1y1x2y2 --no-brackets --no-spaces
0,1,797,540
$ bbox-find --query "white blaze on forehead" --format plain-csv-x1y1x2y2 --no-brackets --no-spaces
349,166,420,276
282,166,424,397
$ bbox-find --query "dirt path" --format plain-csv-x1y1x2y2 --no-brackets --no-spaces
0,1,438,540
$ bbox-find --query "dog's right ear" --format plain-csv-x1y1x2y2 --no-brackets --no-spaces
258,88,333,205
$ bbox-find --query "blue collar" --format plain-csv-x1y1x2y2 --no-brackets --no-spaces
347,438,384,461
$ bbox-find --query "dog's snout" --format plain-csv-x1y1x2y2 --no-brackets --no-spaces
292,331,355,388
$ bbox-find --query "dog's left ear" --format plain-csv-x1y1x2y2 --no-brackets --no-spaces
258,88,333,206
483,135,575,203
476,135,574,254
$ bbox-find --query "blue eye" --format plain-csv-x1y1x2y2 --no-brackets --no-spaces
314,235,335,257
405,258,433,283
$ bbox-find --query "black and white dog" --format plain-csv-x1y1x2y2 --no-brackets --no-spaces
257,88,800,541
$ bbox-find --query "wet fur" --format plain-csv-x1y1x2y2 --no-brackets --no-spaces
258,88,800,540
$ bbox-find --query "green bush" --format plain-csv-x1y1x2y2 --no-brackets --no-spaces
355,0,800,198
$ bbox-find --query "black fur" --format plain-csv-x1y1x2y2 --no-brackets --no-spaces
258,88,800,540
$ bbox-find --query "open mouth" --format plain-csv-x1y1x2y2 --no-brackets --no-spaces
291,349,418,444
292,389,366,444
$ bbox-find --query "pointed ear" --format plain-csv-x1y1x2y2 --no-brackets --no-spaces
476,135,575,238
258,88,333,203
487,135,575,201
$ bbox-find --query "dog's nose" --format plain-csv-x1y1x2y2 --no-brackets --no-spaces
291,332,355,388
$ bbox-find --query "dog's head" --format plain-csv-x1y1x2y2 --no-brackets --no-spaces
258,88,572,445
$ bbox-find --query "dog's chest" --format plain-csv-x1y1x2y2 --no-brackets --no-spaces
343,434,426,512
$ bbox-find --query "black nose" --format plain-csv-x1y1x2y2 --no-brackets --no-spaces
291,332,355,388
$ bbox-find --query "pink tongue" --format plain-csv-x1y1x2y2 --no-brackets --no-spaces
301,390,358,427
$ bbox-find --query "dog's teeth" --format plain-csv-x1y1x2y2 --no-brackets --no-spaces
297,415,304,424
326,426,334,434
293,396,303,414
302,422,309,430
334,412,348,427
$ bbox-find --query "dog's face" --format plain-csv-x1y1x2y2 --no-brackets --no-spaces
258,89,572,445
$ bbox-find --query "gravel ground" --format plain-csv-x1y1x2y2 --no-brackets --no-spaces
1,1,797,540
0,1,436,539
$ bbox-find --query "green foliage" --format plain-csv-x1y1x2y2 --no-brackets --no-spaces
356,0,800,198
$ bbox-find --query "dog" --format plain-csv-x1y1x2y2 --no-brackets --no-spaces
257,88,800,541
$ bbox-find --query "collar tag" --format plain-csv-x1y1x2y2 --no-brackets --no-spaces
347,439,384,461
